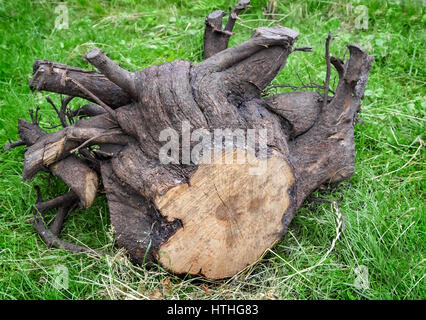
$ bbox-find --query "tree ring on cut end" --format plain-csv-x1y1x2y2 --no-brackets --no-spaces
155,149,294,279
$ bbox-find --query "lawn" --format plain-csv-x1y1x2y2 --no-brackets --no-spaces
0,0,424,299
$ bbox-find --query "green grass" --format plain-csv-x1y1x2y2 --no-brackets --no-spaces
0,0,424,299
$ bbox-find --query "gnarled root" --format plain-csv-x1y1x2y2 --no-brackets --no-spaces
32,186,102,255
5,1,373,279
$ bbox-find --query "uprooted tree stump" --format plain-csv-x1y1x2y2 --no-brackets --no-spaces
5,1,373,279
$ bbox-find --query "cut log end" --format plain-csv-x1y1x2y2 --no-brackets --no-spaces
154,150,295,279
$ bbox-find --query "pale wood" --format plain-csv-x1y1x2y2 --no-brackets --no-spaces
155,150,295,279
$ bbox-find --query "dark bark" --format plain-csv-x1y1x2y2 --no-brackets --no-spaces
69,104,107,118
264,91,322,138
6,2,372,279
30,60,131,108
204,0,251,59
33,186,99,254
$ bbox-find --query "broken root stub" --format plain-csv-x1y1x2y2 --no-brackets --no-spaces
8,1,372,279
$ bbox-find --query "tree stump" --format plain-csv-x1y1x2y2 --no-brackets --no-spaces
6,1,373,279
